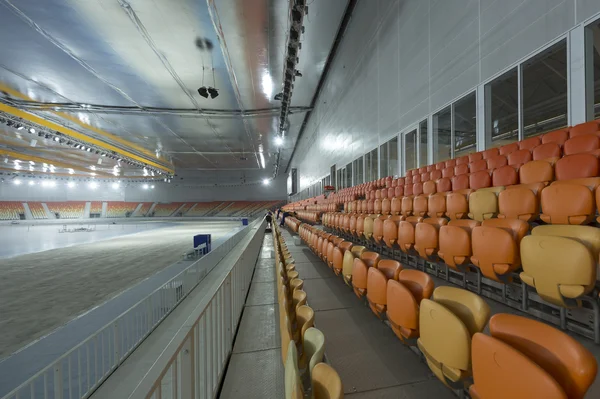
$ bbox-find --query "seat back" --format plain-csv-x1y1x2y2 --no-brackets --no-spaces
564,134,600,155
427,193,447,218
507,148,532,167
519,136,541,150
292,290,307,312
533,142,561,161
468,152,483,163
499,142,519,156
570,121,599,137
438,219,480,269
414,218,448,260
542,128,569,145
332,246,344,273
296,305,315,342
401,196,413,217
540,184,595,225
390,197,402,215
436,177,452,193
290,278,304,294
468,160,486,174
446,190,470,219
285,340,302,399
452,174,470,190
377,259,402,280
555,153,600,180
413,195,428,217
468,189,500,221
367,267,388,317
456,163,471,175
520,225,599,307
442,166,455,178
387,279,420,341
498,186,539,222
303,327,325,376
492,165,518,187
351,258,369,296
482,148,499,160
381,197,391,215
338,241,353,254
383,216,402,248
469,171,492,190
312,363,343,399
487,155,507,170
398,269,434,303
520,160,553,184
360,251,380,268
423,180,436,195
363,215,375,240
351,245,366,258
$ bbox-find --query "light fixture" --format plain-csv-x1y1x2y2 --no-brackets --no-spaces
259,152,266,169
112,182,120,189
150,185,155,189
142,183,149,190
208,87,219,99
274,136,284,146
13,179,21,185
89,181,98,189
67,181,76,188
16,125,24,130
53,136,60,142
28,128,35,134
28,180,34,186
198,87,209,98
262,178,270,185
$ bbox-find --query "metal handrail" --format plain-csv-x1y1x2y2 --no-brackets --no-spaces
2,219,260,399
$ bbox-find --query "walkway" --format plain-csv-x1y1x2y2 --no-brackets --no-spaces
219,233,285,398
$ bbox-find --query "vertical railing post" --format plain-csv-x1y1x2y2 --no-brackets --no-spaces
114,321,120,367
179,333,194,399
54,363,63,399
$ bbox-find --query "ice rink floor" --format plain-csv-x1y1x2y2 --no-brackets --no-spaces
0,219,239,360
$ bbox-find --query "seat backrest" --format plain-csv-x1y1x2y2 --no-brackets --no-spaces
285,340,301,399
360,251,380,268
401,196,413,217
381,198,391,215
469,171,491,190
541,128,570,145
468,160,487,173
489,313,598,399
413,174,422,184
432,286,490,335
456,156,469,165
398,269,434,303
532,142,561,161
469,152,483,163
435,162,445,170
555,153,599,180
445,159,457,168
352,258,369,289
456,163,470,175
563,134,600,155
377,259,402,280
452,174,470,190
540,184,596,225
367,267,388,306
531,225,600,259
387,279,420,338
442,166,455,178
519,136,541,150
342,250,354,278
482,148,499,160
312,363,343,399
481,218,529,242
430,169,442,181
498,142,519,156
487,154,507,170
292,289,307,311
413,182,424,196
423,180,436,195
468,189,500,221
421,172,430,182
519,160,554,184
507,148,532,166
394,185,404,198
570,120,599,137
351,245,366,258
404,184,413,196
296,305,315,341
332,246,344,271
303,327,326,376
492,165,518,187
290,278,304,294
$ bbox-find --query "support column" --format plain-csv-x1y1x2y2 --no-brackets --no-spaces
569,25,593,125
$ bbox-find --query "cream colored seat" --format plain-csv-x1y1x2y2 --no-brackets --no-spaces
302,327,325,375
285,340,303,399
468,187,504,221
520,225,600,308
418,286,490,387
311,363,344,399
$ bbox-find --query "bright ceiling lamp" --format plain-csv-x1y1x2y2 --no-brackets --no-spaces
28,180,34,186
259,152,265,169
142,183,149,190
89,181,98,190
13,179,21,185
262,72,273,99
274,136,284,146
112,182,120,189
262,178,270,185
67,181,76,188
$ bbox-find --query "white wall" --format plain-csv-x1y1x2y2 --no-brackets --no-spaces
290,0,600,190
0,175,287,202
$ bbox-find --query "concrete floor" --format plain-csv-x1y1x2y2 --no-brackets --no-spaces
0,220,239,360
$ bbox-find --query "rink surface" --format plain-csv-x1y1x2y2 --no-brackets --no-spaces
0,219,239,359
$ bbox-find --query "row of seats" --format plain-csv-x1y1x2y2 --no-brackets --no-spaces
151,202,183,217
47,201,85,219
134,202,153,217
273,223,343,399
28,202,47,219
284,216,302,232
0,201,25,220
294,210,321,224
106,201,139,218
295,223,598,397
90,201,103,215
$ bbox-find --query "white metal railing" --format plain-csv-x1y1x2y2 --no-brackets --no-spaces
2,219,262,399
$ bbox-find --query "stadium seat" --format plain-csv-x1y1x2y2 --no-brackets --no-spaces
446,159,457,168
570,120,600,137
521,225,599,307
541,128,569,145
519,159,554,183
442,166,455,178
427,192,447,218
492,165,518,187
498,184,541,222
507,149,532,167
469,171,492,190
452,174,470,190
456,156,469,165
302,327,325,376
532,142,561,162
470,314,598,399
468,187,503,221
418,287,490,387
446,189,471,219
486,155,507,170
470,219,529,282
430,169,442,181
372,215,388,246
398,216,424,254
498,142,519,156
482,148,498,160
361,251,380,268
414,218,448,261
352,258,369,299
386,270,434,343
468,160,486,174
540,183,596,225
285,339,302,398
381,197,391,216
519,136,541,151
401,196,413,217
469,152,483,163
383,215,403,249
563,134,600,155
436,177,452,193
331,246,344,275
311,363,343,399
367,267,389,319
438,219,480,271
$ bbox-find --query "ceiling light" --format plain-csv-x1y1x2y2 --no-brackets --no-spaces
142,184,149,190
28,180,34,186
87,147,91,152
259,152,266,169
274,136,284,146
112,182,120,189
198,87,209,98
13,179,21,185
16,125,24,130
262,178,270,185
67,181,75,188
29,161,35,165
90,165,96,171
68,169,74,175
89,182,98,190
262,73,273,99
28,128,35,134
53,136,60,142
208,87,219,99
295,70,302,77
150,185,155,189
41,180,56,188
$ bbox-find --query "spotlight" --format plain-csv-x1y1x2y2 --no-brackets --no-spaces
13,179,21,185
53,136,60,142
262,178,270,185
67,181,75,188
44,134,50,139
16,125,24,130
112,182,120,189
295,70,302,77
208,87,219,99
274,92,283,101
274,136,284,146
150,185,155,189
142,184,149,190
28,128,35,134
198,86,209,98
88,181,98,189
87,147,91,152
28,180,34,186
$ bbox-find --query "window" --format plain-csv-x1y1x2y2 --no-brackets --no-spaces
454,92,477,157
364,152,371,182
369,148,378,180
336,168,343,190
487,68,519,146
404,129,417,173
387,137,399,177
345,162,353,188
419,120,428,166
379,142,388,177
353,157,364,185
522,40,568,137
587,21,600,119
433,107,452,162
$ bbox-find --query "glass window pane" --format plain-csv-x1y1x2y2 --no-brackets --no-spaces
370,148,378,180
522,40,568,137
388,137,399,177
355,157,364,184
379,143,389,177
587,21,600,119
419,120,428,166
454,92,477,158
488,68,519,146
346,162,353,188
433,107,452,162
364,153,371,182
404,130,417,173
